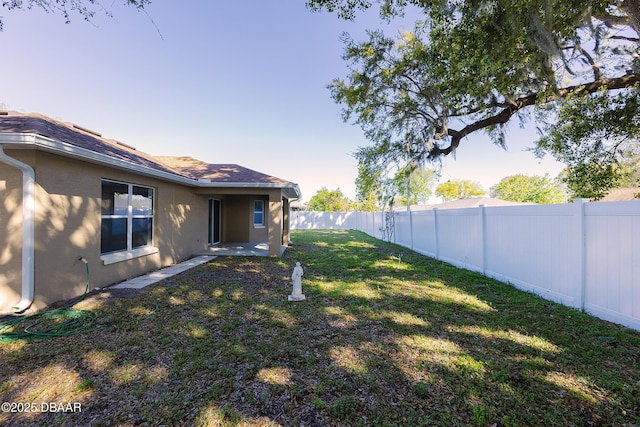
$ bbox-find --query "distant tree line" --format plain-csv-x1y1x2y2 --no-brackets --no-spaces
306,169,596,211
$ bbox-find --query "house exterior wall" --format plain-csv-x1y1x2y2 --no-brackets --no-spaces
155,182,209,265
0,149,210,313
268,190,283,255
0,156,26,311
282,198,290,246
223,196,250,243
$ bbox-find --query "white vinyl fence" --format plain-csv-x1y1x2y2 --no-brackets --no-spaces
292,199,640,331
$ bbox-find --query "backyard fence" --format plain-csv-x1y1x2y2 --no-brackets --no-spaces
292,199,640,332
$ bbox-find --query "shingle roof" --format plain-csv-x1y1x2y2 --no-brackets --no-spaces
600,188,640,201
154,156,290,185
0,112,298,192
0,112,178,176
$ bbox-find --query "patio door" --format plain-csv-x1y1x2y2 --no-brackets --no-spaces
208,199,221,245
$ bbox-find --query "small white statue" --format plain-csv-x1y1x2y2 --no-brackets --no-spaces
288,261,306,301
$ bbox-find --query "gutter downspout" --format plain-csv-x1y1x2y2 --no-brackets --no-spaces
0,145,35,313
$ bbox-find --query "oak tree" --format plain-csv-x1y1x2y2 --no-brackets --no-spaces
308,0,640,198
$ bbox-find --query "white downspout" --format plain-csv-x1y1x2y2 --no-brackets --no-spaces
0,145,35,313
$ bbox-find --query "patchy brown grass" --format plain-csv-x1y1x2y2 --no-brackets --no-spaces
1,229,639,426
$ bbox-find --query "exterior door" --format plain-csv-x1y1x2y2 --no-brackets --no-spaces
208,199,221,245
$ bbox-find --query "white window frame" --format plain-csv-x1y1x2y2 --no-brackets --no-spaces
253,199,265,228
100,179,158,265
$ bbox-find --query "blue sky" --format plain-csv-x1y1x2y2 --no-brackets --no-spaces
1,0,564,201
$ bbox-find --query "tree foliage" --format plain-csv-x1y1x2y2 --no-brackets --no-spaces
435,179,485,201
355,160,437,209
355,163,388,210
308,0,640,198
394,166,437,206
0,0,150,30
535,91,640,199
619,146,640,188
490,174,567,204
308,187,354,211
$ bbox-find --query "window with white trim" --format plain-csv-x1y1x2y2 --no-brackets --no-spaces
253,199,265,227
101,180,155,255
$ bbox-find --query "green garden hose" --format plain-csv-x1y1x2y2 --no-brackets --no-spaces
0,261,95,342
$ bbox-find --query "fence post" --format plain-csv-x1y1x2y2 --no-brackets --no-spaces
393,211,397,244
409,208,414,250
433,208,439,260
479,205,486,275
574,198,588,311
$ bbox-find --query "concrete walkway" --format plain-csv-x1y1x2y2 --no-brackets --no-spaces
195,242,269,257
109,255,215,290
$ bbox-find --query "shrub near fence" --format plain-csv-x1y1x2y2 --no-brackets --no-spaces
292,199,640,332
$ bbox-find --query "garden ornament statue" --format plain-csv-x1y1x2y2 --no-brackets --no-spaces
288,261,305,301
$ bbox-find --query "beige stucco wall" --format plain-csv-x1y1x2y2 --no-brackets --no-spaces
282,198,290,246
268,190,283,255
155,182,209,265
0,149,210,313
0,156,26,311
222,195,250,243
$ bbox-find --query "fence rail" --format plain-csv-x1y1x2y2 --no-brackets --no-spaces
292,199,640,332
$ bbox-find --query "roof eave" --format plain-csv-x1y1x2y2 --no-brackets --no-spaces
1,132,199,186
0,132,302,198
197,180,301,199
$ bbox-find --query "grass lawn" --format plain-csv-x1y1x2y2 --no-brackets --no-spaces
1,229,640,426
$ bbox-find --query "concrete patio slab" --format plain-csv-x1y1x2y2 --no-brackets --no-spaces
195,242,270,257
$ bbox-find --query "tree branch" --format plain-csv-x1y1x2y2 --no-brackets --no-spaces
428,73,640,158
574,43,602,80
593,12,631,28
610,35,640,42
